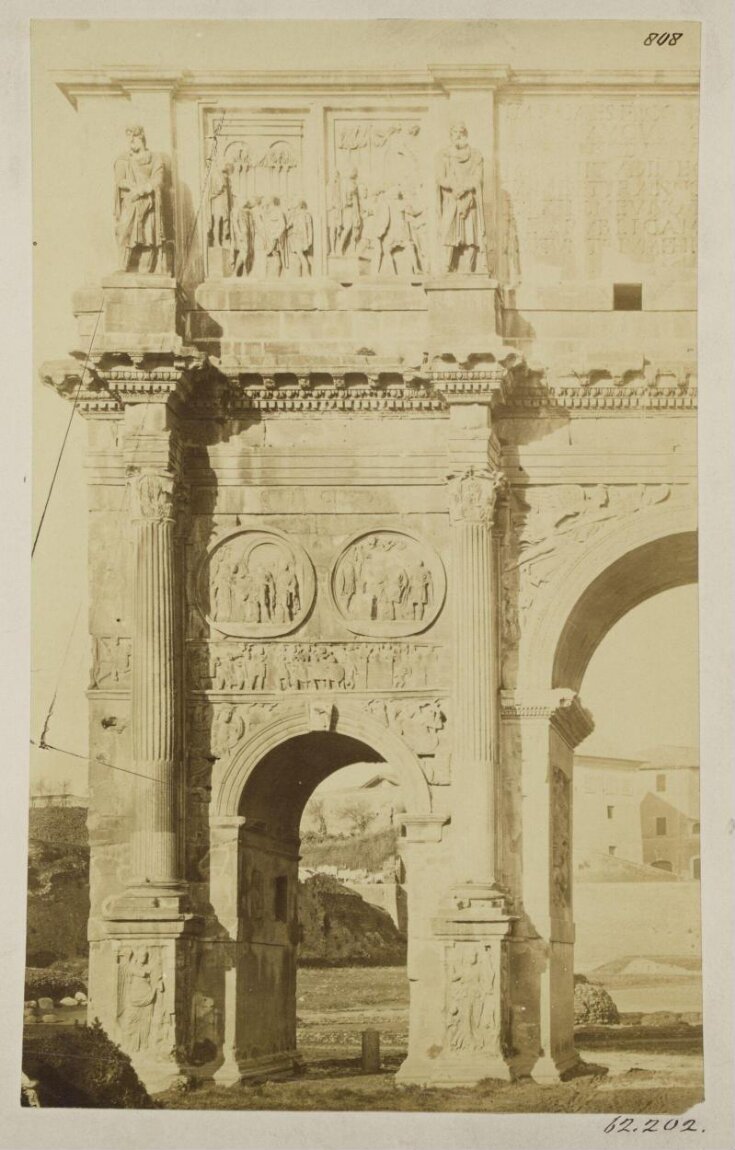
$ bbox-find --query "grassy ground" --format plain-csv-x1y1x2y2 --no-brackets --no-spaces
154,967,703,1112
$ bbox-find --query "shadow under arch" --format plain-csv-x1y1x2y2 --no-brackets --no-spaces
204,700,432,1084
211,699,433,820
518,503,698,696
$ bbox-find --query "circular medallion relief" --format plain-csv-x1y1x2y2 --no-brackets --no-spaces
200,528,315,638
330,530,446,637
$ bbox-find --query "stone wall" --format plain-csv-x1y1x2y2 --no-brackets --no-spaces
574,881,701,972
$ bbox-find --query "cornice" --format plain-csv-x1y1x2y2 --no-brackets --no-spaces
54,65,698,107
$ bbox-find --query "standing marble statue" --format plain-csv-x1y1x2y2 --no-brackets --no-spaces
436,123,487,273
114,125,169,274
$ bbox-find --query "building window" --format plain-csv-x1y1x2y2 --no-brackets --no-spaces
274,876,288,923
656,773,667,792
692,821,701,834
652,859,673,872
656,817,667,836
613,282,643,311
692,857,701,880
608,846,616,856
607,805,614,820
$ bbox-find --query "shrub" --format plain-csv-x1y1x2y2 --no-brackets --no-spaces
22,1020,156,1108
574,978,620,1025
25,959,88,1002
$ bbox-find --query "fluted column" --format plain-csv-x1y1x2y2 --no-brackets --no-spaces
448,467,505,885
128,470,181,890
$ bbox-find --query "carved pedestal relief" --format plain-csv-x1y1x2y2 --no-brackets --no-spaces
117,945,172,1055
446,944,498,1054
201,528,315,638
330,530,445,637
91,637,132,689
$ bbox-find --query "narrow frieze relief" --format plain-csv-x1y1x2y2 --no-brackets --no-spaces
329,530,446,637
187,639,445,696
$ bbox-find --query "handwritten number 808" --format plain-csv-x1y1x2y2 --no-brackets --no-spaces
644,32,683,45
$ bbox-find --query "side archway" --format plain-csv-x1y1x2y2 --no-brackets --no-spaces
518,501,698,695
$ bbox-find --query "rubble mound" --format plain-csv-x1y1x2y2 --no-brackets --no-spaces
574,975,620,1025
298,874,407,967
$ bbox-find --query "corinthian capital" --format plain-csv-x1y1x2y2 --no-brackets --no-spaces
128,471,176,523
447,468,506,527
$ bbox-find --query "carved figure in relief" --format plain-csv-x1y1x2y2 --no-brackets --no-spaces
286,200,313,276
273,562,301,624
117,947,167,1053
373,188,420,276
407,560,433,621
447,946,496,1053
208,163,233,248
232,201,256,277
262,196,289,277
339,168,363,256
212,705,245,758
436,123,487,274
327,173,343,254
392,645,412,690
114,126,169,274
336,535,437,627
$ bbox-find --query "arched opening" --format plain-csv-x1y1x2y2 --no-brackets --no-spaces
223,728,415,1079
513,517,699,1078
564,573,701,1020
552,531,698,693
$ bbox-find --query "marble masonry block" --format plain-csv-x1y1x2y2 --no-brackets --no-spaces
425,277,502,348
74,274,183,355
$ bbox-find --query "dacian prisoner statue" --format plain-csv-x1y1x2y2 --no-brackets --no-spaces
114,124,170,274
436,122,488,273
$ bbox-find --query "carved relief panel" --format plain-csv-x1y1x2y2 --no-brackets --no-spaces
329,530,446,637
327,114,429,275
446,943,500,1055
203,113,311,279
116,944,172,1055
551,765,572,913
199,527,315,638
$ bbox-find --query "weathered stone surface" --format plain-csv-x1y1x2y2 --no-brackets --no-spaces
40,44,698,1094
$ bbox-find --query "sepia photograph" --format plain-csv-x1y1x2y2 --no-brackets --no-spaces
2,9,730,1142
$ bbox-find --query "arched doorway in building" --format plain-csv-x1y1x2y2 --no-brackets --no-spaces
207,704,432,1082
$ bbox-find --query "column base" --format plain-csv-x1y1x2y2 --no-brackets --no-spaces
531,1048,581,1084
103,882,193,922
234,1048,301,1081
396,1053,515,1087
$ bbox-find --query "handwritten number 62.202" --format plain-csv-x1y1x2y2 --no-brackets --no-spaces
644,32,684,45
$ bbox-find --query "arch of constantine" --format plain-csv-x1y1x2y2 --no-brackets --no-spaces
42,56,698,1092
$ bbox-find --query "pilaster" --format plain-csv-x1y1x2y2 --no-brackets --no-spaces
501,688,595,1082
446,402,506,886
